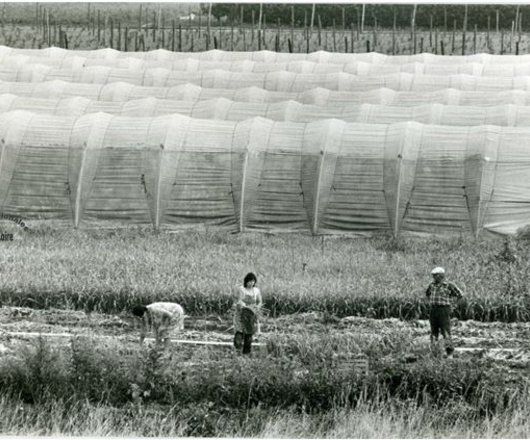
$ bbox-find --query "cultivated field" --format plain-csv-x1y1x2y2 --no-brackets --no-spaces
0,304,529,436
0,227,529,436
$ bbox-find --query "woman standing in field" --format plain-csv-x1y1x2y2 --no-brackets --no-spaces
233,272,262,355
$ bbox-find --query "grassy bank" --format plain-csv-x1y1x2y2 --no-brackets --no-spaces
0,332,527,436
0,227,528,321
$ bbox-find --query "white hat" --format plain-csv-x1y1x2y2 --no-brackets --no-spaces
431,267,445,275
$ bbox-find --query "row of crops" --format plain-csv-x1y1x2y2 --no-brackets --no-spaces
0,45,528,237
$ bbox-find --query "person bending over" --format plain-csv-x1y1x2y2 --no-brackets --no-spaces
132,302,185,347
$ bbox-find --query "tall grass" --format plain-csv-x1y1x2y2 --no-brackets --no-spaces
0,332,527,436
0,227,528,320
1,394,530,437
1,228,528,321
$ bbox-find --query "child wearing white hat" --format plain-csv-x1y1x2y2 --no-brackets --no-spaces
425,267,463,358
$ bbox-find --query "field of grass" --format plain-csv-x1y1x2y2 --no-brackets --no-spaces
0,321,528,437
0,226,528,321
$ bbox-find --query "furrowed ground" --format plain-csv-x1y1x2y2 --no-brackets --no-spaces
0,226,529,436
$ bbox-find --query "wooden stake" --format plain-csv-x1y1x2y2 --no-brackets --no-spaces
392,8,396,54
207,3,212,50
473,23,476,54
178,24,182,51
306,24,309,53
373,15,377,49
251,9,255,44
332,19,336,52
160,20,164,49
152,10,156,42
218,16,222,49
42,7,46,42
310,3,315,30
46,9,50,46
263,13,266,49
462,5,468,56
291,6,295,46
110,17,113,49
517,12,523,42
361,3,365,33
138,4,142,32
231,16,234,51
452,19,456,54
243,22,246,51
515,4,520,35
198,7,201,38
429,14,433,47
411,4,417,54
118,21,121,51
487,15,490,50
511,20,514,53
496,9,499,33
351,21,354,53
172,19,175,51
276,18,280,51
411,3,417,39
97,10,100,44
317,14,322,46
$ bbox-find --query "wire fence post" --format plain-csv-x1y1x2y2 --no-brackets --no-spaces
462,4,468,55
411,3,417,54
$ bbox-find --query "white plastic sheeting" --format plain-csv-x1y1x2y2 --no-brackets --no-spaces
7,54,530,76
5,81,530,106
4,45,530,65
0,111,527,236
6,94,530,127
3,66,530,92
